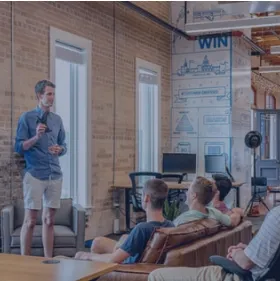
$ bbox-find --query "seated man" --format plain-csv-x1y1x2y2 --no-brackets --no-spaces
75,178,174,263
212,177,243,216
148,204,280,281
173,176,241,227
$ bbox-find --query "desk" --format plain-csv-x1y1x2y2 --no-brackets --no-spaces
111,181,245,231
0,254,118,281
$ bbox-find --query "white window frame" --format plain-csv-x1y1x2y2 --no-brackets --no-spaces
49,27,92,210
135,58,161,172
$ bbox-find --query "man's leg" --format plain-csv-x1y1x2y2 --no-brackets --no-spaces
91,237,118,254
148,266,240,281
20,172,43,256
91,233,128,254
20,209,38,255
42,207,56,258
42,177,62,258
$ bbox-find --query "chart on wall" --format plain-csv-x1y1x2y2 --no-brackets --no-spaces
171,137,198,154
172,51,231,80
172,78,231,108
172,108,198,137
198,107,231,138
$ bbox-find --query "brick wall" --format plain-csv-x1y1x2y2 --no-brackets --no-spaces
0,1,171,238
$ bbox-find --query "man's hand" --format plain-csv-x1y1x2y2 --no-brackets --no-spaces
75,251,92,260
36,123,46,139
227,243,247,260
48,144,63,155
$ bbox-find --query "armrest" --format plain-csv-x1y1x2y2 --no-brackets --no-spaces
1,205,14,253
72,204,86,251
209,256,253,281
114,263,167,274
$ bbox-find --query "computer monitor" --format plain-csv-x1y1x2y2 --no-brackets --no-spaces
205,154,226,174
162,153,196,174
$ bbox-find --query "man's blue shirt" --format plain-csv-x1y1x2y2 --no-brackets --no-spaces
120,220,174,264
15,106,67,180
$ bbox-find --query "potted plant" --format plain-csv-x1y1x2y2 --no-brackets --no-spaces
163,199,181,221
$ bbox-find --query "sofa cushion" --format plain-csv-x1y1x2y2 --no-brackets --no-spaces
139,218,221,264
14,199,73,228
164,220,253,267
11,225,76,248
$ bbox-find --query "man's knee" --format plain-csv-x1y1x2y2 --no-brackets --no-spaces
43,209,56,227
91,237,103,253
23,210,38,229
24,217,37,229
148,269,166,281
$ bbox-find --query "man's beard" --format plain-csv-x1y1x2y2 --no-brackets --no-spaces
41,99,53,107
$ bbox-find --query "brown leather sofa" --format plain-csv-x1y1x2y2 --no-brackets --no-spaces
99,219,252,281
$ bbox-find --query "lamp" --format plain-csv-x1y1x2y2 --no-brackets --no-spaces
244,131,270,215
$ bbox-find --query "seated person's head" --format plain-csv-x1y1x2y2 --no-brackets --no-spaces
187,176,216,208
214,178,232,202
141,179,168,211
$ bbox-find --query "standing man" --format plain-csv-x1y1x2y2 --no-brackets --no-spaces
15,80,67,258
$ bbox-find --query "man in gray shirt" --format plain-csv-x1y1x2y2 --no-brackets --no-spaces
148,205,280,281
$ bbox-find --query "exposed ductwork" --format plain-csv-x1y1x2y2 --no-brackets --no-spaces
121,1,266,55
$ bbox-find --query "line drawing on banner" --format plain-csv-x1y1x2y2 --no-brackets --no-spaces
174,141,191,153
203,114,230,125
204,142,225,155
174,86,230,105
172,108,198,137
176,114,194,132
173,55,230,78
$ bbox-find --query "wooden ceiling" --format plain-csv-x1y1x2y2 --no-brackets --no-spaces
251,14,280,65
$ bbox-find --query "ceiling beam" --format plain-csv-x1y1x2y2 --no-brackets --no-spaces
185,15,280,34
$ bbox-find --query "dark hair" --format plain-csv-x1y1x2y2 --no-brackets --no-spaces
143,179,168,210
35,80,55,95
215,178,232,201
192,176,216,205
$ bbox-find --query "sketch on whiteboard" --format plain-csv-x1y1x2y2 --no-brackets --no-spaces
174,55,230,77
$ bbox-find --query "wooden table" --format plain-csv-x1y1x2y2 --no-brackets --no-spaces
112,181,245,190
0,254,118,281
111,181,245,231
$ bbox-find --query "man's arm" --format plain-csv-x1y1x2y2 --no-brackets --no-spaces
231,248,255,270
91,249,130,263
75,248,130,263
213,208,241,227
228,211,241,227
57,118,67,156
15,114,39,154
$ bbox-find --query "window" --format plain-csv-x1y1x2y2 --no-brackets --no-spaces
265,94,276,109
50,27,92,209
136,58,161,174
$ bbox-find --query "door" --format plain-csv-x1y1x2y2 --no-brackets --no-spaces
256,110,280,187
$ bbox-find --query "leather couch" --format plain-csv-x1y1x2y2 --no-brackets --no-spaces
99,219,252,281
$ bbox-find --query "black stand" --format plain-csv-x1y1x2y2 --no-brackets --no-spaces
244,148,270,216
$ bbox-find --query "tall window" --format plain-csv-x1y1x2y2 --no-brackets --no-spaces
50,27,92,209
136,58,161,173
265,94,276,109
262,94,277,160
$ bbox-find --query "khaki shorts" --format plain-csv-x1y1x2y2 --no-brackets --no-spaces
23,172,62,210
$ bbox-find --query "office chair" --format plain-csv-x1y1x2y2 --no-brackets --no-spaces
160,173,186,203
128,172,162,222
